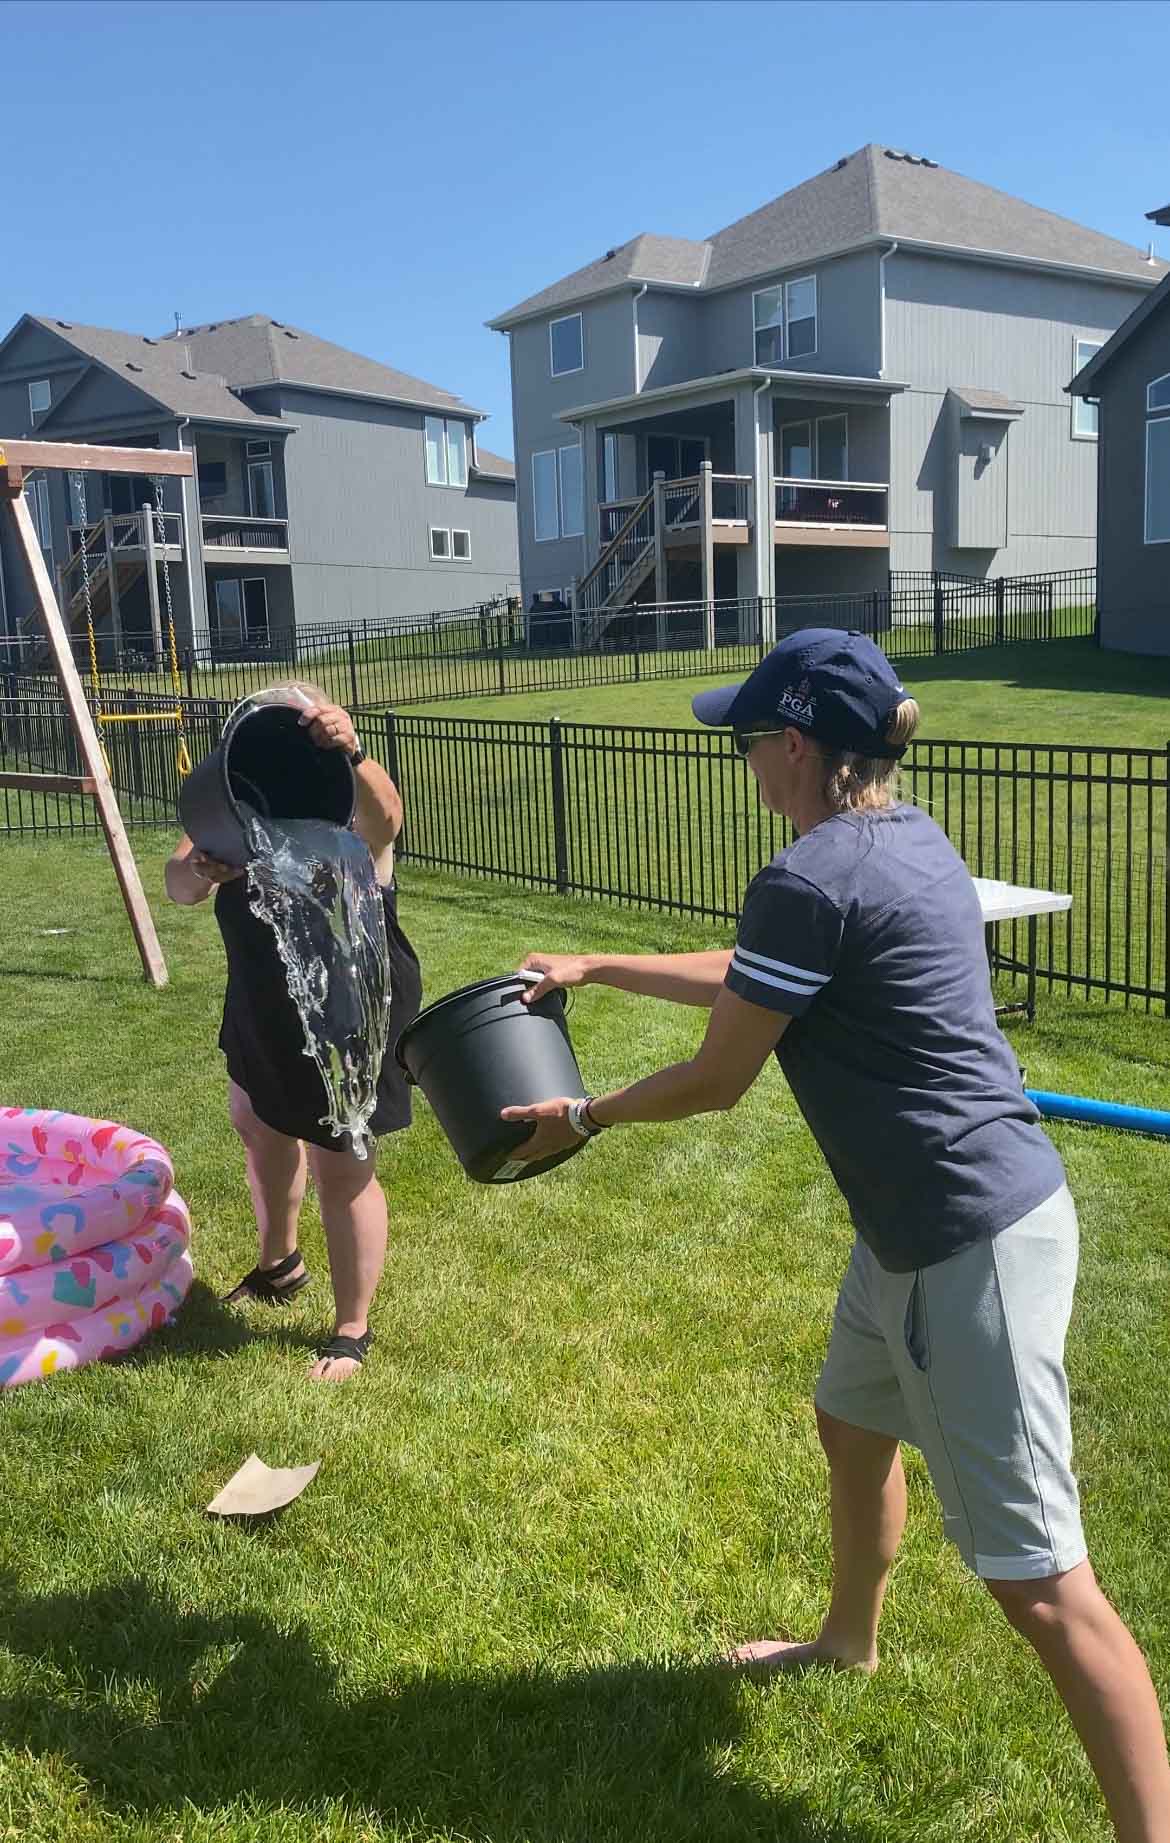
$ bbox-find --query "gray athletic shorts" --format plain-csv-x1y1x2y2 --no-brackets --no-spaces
814,1185,1086,1581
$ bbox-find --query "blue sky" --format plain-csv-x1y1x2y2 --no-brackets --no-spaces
7,0,1168,458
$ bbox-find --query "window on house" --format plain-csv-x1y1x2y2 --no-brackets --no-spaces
248,459,276,519
533,450,559,542
245,440,271,458
28,379,51,418
603,433,620,502
430,526,451,559
25,474,52,559
780,421,813,479
786,277,818,358
558,443,584,537
1145,406,1170,545
425,416,469,487
1147,374,1170,414
549,313,584,377
753,288,785,365
198,460,228,502
243,577,270,644
1073,339,1104,437
213,579,245,649
816,414,848,480
452,529,471,560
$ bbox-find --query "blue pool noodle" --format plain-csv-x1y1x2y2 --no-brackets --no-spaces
1025,1090,1170,1139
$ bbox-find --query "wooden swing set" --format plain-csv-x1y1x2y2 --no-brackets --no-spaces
0,437,197,991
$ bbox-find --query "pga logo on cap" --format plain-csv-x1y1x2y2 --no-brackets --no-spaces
778,676,816,725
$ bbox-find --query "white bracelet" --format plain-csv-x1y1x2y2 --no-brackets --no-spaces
566,1098,594,1140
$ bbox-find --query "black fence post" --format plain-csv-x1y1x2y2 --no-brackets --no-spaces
496,616,507,697
384,709,406,860
184,648,194,702
932,572,945,655
549,717,569,896
347,628,360,710
995,576,1006,646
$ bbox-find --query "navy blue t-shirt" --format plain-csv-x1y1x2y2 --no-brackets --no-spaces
725,803,1066,1272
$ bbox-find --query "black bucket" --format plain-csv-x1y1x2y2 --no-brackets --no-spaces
179,703,356,866
396,973,589,1184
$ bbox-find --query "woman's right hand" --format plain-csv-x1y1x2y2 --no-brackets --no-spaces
518,952,594,1004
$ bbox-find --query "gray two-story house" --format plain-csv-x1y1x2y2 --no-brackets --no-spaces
489,145,1164,632
1068,201,1170,658
0,313,518,658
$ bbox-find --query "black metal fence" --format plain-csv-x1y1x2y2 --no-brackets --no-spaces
1,685,1164,1010
0,569,1096,713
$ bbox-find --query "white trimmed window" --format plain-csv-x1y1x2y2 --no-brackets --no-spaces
1145,391,1170,545
429,526,451,558
603,432,620,502
1147,373,1170,413
753,276,817,364
425,416,469,487
532,444,583,541
549,313,584,377
28,379,51,418
452,528,471,560
1073,339,1104,438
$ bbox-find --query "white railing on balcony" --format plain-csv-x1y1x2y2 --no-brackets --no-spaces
598,473,752,543
201,514,289,552
773,479,888,528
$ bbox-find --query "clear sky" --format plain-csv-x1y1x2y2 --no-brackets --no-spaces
6,0,1168,458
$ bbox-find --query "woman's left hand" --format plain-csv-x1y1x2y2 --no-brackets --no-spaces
500,1097,580,1163
300,701,359,756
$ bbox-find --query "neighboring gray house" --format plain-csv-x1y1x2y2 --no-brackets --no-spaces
1068,202,1170,657
488,145,1165,629
0,313,518,657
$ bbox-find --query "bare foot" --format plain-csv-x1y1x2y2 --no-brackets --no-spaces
724,1637,877,1676
307,1352,361,1384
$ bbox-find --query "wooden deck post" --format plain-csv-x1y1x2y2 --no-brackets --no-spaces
652,471,667,653
5,485,169,987
103,512,124,652
700,460,715,651
143,502,164,663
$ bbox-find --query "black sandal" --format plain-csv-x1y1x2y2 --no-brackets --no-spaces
314,1329,373,1369
222,1248,311,1306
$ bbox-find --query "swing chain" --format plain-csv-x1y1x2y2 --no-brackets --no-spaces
73,472,102,718
152,475,192,777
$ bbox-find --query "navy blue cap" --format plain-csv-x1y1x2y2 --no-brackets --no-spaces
692,628,909,758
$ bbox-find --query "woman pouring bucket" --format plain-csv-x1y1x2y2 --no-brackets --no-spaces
500,630,1170,1843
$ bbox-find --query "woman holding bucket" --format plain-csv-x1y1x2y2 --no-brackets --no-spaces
166,693,421,1383
502,630,1170,1843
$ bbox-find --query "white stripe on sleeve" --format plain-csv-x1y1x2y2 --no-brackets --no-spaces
730,954,831,997
733,943,831,987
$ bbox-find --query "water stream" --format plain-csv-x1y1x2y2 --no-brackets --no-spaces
243,812,391,1160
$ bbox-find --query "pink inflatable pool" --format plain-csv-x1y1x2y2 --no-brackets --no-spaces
0,1107,192,1388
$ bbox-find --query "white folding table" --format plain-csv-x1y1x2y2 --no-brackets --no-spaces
972,878,1073,1022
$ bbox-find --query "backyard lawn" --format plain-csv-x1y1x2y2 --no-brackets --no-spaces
1,837,1168,1842
417,636,1170,745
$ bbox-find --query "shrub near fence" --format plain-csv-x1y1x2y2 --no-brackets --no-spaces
0,569,1097,713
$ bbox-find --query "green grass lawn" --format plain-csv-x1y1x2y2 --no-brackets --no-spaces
1,836,1168,1842
421,637,1170,748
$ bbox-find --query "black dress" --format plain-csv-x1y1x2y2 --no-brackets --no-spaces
215,870,422,1152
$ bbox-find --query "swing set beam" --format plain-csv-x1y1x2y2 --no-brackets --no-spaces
0,437,196,989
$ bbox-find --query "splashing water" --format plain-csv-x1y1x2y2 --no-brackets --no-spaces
243,813,391,1160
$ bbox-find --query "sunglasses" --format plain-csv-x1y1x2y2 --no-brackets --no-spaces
732,728,787,758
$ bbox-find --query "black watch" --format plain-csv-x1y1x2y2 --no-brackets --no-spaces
348,741,367,767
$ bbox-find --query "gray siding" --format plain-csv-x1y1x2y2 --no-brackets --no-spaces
702,248,882,378
509,292,636,600
1092,309,1170,655
637,293,706,390
278,389,518,627
885,251,1144,575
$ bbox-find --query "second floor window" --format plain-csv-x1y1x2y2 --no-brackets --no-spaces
532,444,584,541
1145,374,1170,545
754,276,818,364
550,313,584,377
28,379,51,419
425,416,469,488
1072,338,1104,439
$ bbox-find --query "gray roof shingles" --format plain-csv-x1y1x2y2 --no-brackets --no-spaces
491,145,1165,325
